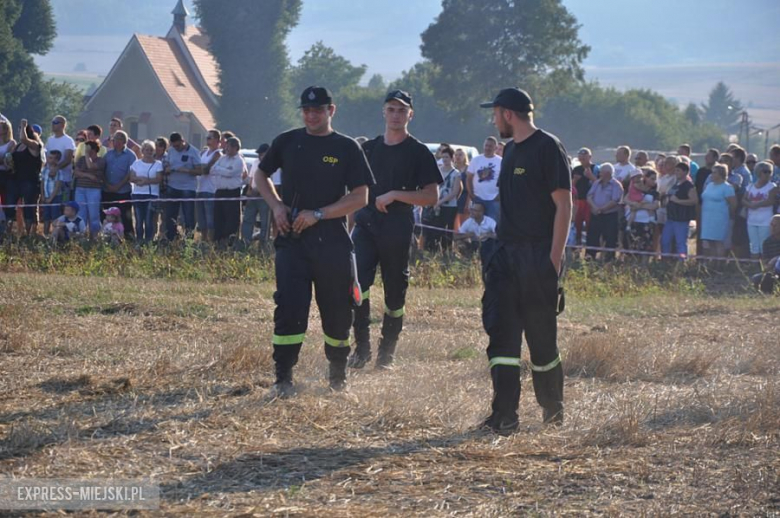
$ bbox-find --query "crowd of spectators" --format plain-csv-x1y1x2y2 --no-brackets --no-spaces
570,143,780,271
1,114,256,246
1,111,779,291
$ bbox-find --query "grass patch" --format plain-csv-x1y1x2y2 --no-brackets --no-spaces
0,239,761,300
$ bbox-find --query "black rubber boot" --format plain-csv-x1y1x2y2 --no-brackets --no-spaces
266,344,301,399
376,313,402,369
349,303,372,369
481,365,520,434
532,362,564,425
325,344,350,391
542,404,564,426
375,337,397,369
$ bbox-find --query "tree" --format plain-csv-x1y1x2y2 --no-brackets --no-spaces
42,80,85,125
290,42,366,98
537,82,727,152
684,103,701,126
366,74,386,92
0,0,55,124
701,82,743,132
12,0,56,55
195,0,302,144
420,0,589,117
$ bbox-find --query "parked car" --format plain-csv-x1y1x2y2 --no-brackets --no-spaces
239,149,259,170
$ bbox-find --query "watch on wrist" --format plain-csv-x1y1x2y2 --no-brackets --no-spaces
313,209,324,221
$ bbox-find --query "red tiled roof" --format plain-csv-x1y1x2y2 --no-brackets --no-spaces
135,34,217,130
180,27,220,96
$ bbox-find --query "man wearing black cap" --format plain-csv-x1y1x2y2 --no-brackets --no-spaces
347,90,442,370
478,88,572,433
254,86,374,396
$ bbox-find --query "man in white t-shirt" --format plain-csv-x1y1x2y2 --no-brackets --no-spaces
45,115,76,198
456,201,497,257
613,145,637,183
466,136,502,222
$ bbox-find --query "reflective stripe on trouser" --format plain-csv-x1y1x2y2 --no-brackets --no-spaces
483,242,564,411
273,232,353,369
352,208,414,347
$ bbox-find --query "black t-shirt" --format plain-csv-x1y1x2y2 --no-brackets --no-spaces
259,128,374,235
667,180,696,222
498,130,571,243
571,165,593,200
362,134,442,211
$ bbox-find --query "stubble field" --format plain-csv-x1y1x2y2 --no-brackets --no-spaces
0,270,778,516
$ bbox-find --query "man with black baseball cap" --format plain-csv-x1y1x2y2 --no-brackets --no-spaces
254,86,374,397
478,87,572,433
347,89,442,370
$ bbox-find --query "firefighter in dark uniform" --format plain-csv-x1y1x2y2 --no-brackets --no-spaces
254,86,374,397
478,88,572,433
347,90,442,369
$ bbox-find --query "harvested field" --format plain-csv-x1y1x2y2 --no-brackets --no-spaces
0,272,778,516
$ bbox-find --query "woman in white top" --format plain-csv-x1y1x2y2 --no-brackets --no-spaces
130,140,163,242
743,161,778,258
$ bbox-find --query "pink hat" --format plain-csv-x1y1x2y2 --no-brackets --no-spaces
103,207,121,216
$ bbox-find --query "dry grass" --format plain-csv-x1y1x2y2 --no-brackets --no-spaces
0,272,778,515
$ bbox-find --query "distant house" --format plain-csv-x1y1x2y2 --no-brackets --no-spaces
77,0,218,149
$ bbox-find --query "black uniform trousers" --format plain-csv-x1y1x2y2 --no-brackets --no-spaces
482,241,563,419
352,207,415,355
272,231,354,375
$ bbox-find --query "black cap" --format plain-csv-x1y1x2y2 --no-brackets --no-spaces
299,86,333,108
480,88,534,112
384,89,413,108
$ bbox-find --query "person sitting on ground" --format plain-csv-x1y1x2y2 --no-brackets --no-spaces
40,150,64,236
455,201,497,257
100,206,124,245
751,214,780,294
52,201,86,243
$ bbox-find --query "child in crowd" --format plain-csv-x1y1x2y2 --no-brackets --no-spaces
100,206,125,245
624,171,649,228
40,149,63,236
52,201,85,243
